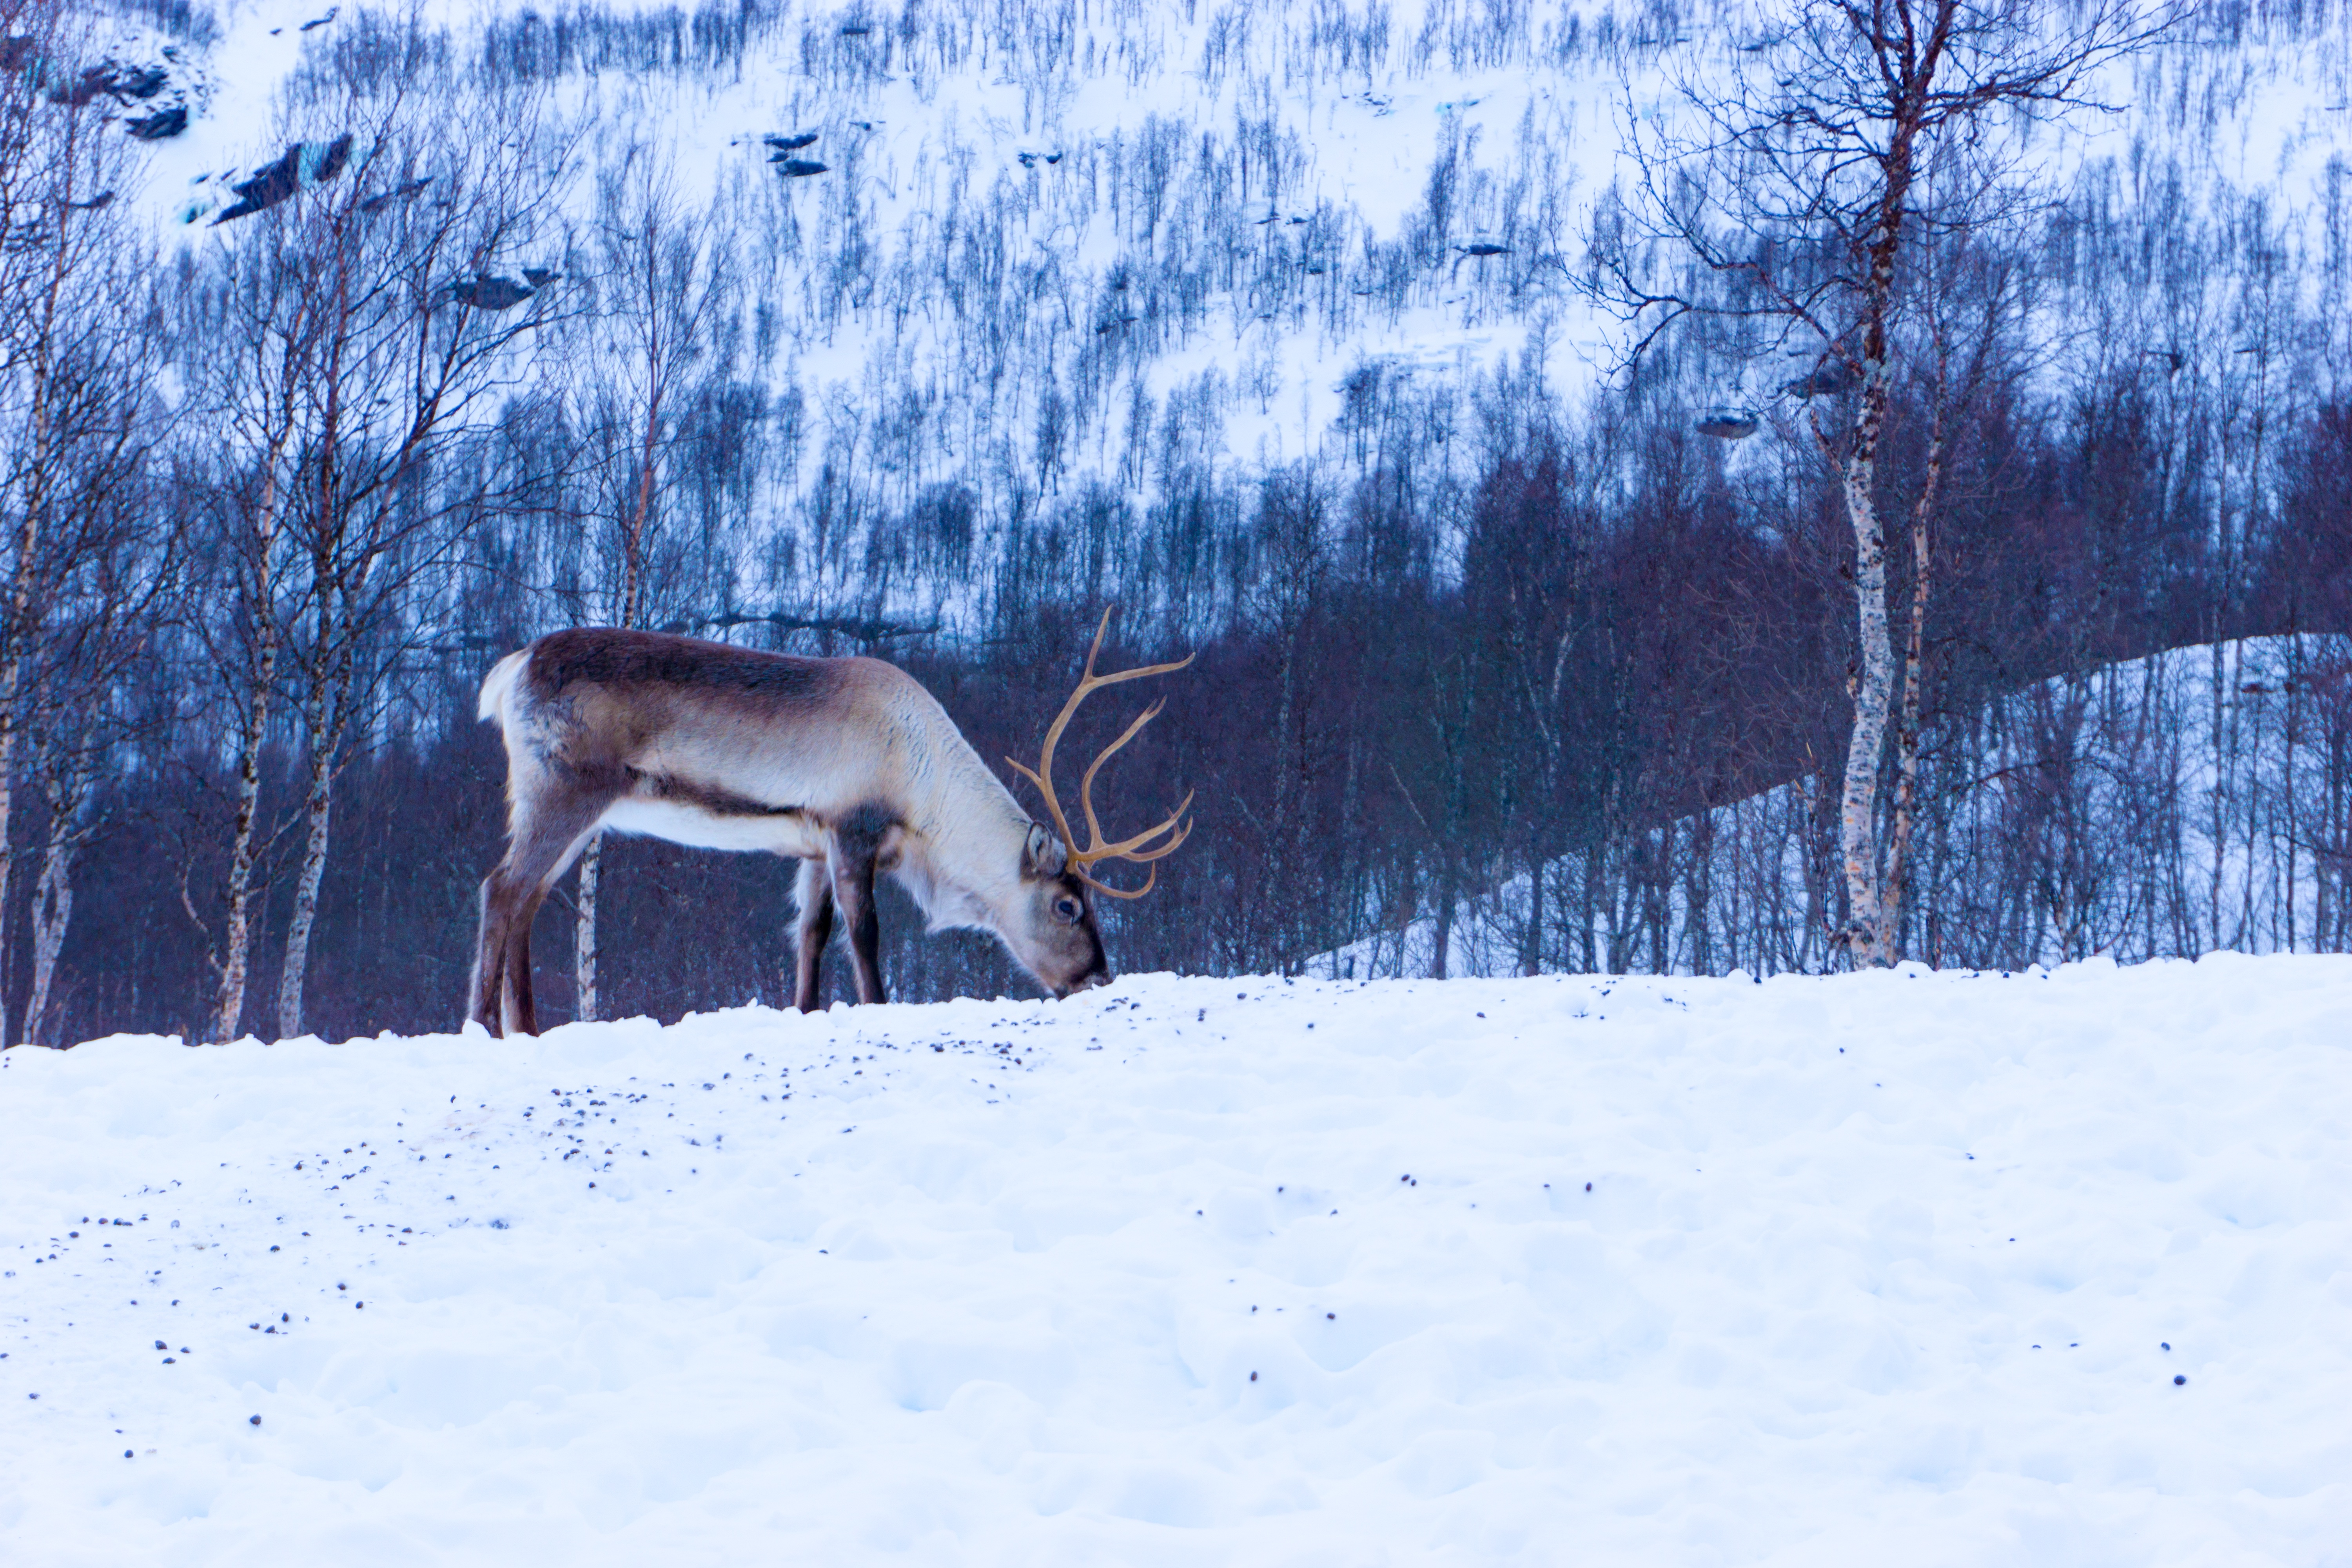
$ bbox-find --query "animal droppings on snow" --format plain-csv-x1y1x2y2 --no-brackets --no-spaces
0,960,2345,1564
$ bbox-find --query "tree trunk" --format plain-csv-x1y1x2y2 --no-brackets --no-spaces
275,701,334,1040
0,674,21,1041
1836,412,1896,967
1882,416,1947,960
25,793,82,1047
1428,860,1455,979
276,578,350,1042
574,834,602,1023
214,629,277,1043
214,460,285,1044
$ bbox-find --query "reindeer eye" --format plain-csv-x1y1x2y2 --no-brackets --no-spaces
1053,896,1082,923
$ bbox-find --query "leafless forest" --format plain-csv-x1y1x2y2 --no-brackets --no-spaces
2,0,2348,1045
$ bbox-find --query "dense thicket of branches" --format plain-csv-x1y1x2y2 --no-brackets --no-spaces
4,0,2347,1044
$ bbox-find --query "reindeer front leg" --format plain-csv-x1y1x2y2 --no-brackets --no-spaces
792,855,835,1013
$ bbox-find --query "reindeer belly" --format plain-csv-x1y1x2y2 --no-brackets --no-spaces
601,784,827,857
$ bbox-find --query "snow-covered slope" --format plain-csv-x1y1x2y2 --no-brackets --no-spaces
4,958,2347,1563
102,0,2352,588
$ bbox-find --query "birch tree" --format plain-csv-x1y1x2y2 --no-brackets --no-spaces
564,147,736,1023
264,70,570,1040
180,47,568,1041
0,0,163,1038
1588,0,2172,964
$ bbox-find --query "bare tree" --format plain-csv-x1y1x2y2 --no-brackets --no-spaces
563,146,737,1023
180,42,569,1041
265,72,571,1040
1588,0,2174,964
0,0,164,1041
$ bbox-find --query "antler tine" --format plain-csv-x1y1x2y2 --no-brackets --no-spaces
1080,863,1159,900
1002,755,1076,858
1082,797,1194,866
1008,606,1197,894
1073,698,1168,862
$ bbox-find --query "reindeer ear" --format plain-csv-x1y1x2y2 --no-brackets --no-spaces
1023,822,1067,879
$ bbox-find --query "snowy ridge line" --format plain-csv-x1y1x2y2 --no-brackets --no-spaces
3,959,2348,1561
1319,634,2352,979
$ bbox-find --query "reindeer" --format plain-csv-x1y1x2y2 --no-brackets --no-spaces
466,611,1191,1036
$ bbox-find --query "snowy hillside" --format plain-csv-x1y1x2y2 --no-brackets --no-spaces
4,958,2347,1563
98,0,2352,619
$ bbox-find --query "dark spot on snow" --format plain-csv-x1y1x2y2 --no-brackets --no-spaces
1249,1371,1257,1381
249,1414,261,1425
2174,1374,2187,1385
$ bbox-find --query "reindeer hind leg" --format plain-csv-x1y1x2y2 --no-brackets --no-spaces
481,785,615,1038
469,872,518,1033
793,854,835,1013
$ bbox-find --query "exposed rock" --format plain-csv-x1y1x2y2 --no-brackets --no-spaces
522,267,561,288
309,131,353,185
301,8,339,31
773,158,828,178
452,274,534,311
764,132,818,151
210,136,352,225
128,104,188,141
1695,408,1759,440
1458,241,1510,257
212,148,300,224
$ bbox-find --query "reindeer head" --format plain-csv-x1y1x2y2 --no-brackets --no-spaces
1002,608,1194,996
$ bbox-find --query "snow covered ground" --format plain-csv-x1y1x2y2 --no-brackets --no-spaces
3,958,2348,1564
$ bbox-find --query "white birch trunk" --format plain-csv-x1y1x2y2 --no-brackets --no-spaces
574,835,602,1023
275,716,333,1040
1882,416,1947,960
275,583,349,1041
25,772,85,1047
213,463,284,1044
1837,406,1895,967
214,636,276,1043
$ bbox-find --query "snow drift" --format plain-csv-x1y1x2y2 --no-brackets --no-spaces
3,957,2347,1564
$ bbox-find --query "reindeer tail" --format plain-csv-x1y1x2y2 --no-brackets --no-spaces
477,647,530,727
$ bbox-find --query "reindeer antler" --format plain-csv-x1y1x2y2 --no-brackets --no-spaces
1006,607,1195,899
